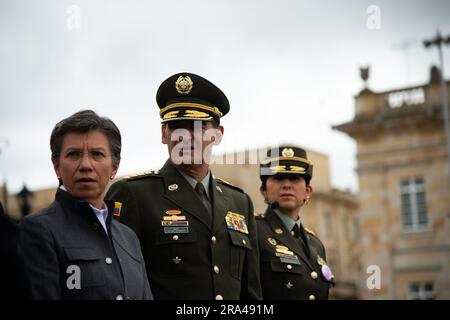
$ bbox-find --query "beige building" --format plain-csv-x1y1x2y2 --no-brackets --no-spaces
2,146,359,299
335,66,450,299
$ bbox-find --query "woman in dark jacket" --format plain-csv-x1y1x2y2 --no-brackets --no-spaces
19,110,152,300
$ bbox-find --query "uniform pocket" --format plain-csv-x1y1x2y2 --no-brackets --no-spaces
154,230,198,277
228,231,252,280
63,247,106,288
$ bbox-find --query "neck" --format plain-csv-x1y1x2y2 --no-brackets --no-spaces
88,198,105,210
176,163,210,181
278,207,300,221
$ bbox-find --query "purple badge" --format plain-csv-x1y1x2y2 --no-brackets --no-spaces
321,264,334,281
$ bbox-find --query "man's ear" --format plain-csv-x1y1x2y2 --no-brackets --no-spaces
214,125,224,145
161,124,168,144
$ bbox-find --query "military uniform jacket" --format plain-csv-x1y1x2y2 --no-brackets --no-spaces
106,160,262,300
19,189,152,300
256,207,333,300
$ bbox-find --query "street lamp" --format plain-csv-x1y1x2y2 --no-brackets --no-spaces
16,185,33,218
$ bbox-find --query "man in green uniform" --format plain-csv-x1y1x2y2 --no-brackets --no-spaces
256,146,334,300
107,73,262,300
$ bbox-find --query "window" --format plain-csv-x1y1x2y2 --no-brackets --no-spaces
408,282,435,300
400,177,428,231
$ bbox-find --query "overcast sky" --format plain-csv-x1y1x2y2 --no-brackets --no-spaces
1,0,450,194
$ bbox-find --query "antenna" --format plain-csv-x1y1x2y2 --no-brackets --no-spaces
391,39,420,85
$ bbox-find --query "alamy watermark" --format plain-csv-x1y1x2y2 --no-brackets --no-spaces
66,5,81,30
366,5,381,30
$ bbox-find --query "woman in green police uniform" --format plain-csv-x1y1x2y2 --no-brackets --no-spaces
256,146,334,300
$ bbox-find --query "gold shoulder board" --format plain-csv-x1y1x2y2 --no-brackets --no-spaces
304,226,317,236
123,170,160,181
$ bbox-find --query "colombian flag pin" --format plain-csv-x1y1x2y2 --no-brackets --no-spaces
113,202,122,217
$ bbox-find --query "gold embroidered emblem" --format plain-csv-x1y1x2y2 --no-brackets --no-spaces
175,75,193,94
282,148,294,157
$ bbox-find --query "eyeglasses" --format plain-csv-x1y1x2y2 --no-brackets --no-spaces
64,150,111,162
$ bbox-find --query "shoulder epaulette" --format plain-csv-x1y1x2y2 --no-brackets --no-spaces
123,170,161,181
214,177,244,193
304,226,317,237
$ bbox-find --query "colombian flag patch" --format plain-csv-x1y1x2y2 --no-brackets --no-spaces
113,202,122,217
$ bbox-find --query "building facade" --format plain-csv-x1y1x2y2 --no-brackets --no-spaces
335,66,450,299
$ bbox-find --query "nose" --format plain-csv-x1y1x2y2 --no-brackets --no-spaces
79,152,94,172
281,178,292,189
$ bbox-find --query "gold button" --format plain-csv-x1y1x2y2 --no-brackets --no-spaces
242,239,246,245
211,236,217,244
116,294,123,300
173,235,179,241
309,294,316,300
290,230,295,236
214,265,220,274
287,264,292,270
105,257,112,265
215,294,223,300
311,271,318,279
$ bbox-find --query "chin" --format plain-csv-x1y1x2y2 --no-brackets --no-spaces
73,189,99,201
278,202,298,211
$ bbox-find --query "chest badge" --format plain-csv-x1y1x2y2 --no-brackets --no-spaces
317,255,334,281
225,212,249,234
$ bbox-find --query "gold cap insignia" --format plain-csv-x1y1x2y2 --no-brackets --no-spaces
175,75,193,95
282,147,295,157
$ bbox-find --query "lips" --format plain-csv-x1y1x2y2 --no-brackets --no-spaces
76,177,97,183
280,193,294,197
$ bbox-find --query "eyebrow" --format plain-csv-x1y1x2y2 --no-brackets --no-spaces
64,147,107,152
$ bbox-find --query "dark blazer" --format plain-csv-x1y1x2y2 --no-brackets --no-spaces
106,159,262,300
0,202,31,299
18,189,152,300
256,207,333,300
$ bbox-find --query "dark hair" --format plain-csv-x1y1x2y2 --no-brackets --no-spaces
260,174,311,191
50,110,121,166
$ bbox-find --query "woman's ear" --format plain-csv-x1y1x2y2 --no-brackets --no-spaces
306,185,313,197
260,186,268,203
52,158,61,179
